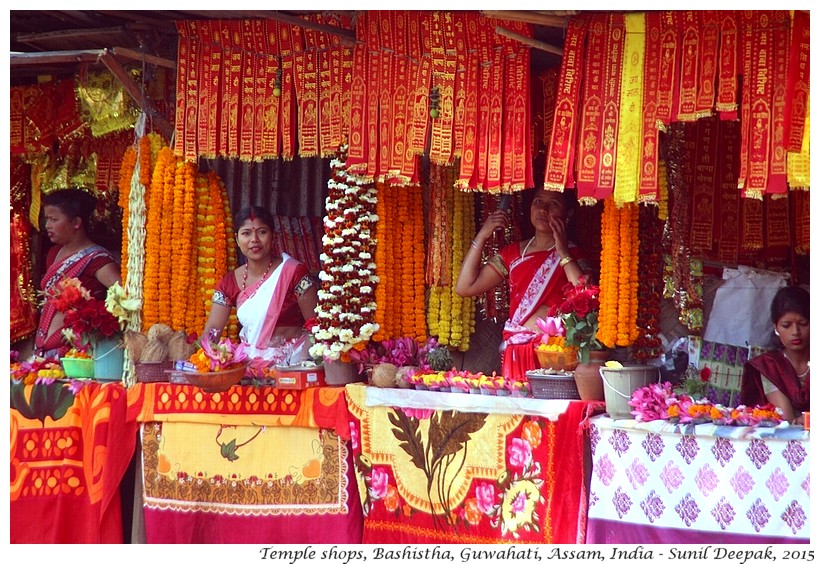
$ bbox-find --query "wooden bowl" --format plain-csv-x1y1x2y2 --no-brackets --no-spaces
168,361,249,393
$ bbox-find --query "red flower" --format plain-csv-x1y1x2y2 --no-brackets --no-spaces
700,366,711,383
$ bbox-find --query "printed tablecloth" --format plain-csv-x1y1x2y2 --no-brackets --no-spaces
135,383,362,543
586,416,810,543
345,383,600,544
10,381,142,543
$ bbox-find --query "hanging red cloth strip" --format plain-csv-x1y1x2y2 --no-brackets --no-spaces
716,12,739,120
767,12,790,194
575,13,607,201
377,51,393,181
484,46,504,191
318,49,335,157
225,21,243,159
715,120,740,264
740,197,764,251
694,11,719,118
791,190,810,253
457,13,480,189
365,45,381,179
689,118,718,256
295,34,320,158
736,14,754,191
472,17,493,189
346,42,368,172
744,11,775,196
544,17,587,190
638,12,663,203
509,46,532,191
173,22,189,158
594,14,625,201
340,46,354,145
388,12,409,182
656,11,680,129
785,10,810,152
452,12,467,159
259,24,280,159
10,207,37,343
199,25,219,158
675,11,701,122
239,20,257,161
429,12,455,165
279,24,296,160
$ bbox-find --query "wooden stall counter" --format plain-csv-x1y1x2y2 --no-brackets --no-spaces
133,382,362,544
345,383,602,544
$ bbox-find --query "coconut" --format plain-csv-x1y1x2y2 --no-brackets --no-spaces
371,362,398,388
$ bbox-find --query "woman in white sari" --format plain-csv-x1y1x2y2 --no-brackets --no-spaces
203,206,318,373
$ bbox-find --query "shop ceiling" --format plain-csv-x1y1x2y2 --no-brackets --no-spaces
9,9,575,86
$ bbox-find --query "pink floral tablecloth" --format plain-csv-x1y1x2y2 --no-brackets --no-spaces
586,416,810,544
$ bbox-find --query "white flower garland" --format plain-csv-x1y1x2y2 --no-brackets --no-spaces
310,146,380,360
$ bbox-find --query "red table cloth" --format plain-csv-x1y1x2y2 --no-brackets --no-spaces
10,381,141,543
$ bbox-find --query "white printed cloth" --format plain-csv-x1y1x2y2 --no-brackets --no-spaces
586,416,810,543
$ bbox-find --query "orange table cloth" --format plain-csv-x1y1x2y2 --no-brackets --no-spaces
10,381,142,543
345,383,601,544
134,383,362,544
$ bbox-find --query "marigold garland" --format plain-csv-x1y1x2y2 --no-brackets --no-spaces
597,199,639,348
117,145,138,282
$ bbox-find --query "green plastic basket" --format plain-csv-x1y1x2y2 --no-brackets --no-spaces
61,357,94,379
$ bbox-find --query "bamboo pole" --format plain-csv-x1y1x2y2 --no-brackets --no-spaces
495,26,563,57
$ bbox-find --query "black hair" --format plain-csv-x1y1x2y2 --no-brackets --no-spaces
770,286,810,324
233,205,275,233
42,188,97,229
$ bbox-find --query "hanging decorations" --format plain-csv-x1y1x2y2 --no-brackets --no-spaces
632,204,664,362
310,145,380,360
597,199,639,348
76,69,140,137
426,164,476,351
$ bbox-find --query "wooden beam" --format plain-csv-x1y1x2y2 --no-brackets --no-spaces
16,26,130,43
10,50,104,66
99,50,174,140
111,47,176,70
495,26,563,57
482,11,570,29
175,10,356,45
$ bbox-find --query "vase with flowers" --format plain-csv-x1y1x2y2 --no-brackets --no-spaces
48,278,130,380
550,276,608,400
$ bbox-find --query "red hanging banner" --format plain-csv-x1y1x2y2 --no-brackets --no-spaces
575,13,607,201
675,11,700,122
594,14,625,200
656,11,680,129
279,25,296,160
694,11,719,119
639,12,663,203
767,12,790,194
785,10,810,152
452,12,467,159
484,47,504,191
225,21,243,159
689,118,718,256
457,13,480,189
716,12,739,120
347,43,368,171
472,17,493,189
715,120,740,264
259,23,280,159
744,11,774,196
365,45,380,179
544,17,587,190
173,22,189,158
238,21,256,161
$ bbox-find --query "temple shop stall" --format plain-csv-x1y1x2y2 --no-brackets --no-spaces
10,381,142,543
132,383,363,543
344,383,601,543
585,416,810,544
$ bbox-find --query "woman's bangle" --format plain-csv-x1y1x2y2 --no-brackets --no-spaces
559,255,574,268
470,239,482,250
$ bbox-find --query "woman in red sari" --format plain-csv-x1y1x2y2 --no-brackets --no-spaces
203,206,319,373
740,286,810,424
35,189,120,358
455,189,592,379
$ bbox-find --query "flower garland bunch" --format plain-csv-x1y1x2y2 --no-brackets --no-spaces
11,357,65,385
632,204,664,362
188,337,248,372
311,145,380,360
597,199,639,348
629,381,784,427
550,276,604,363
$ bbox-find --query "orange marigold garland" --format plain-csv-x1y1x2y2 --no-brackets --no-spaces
311,145,380,360
597,198,619,348
372,181,389,342
170,161,197,331
141,146,174,328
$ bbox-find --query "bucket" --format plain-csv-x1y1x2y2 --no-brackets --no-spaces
93,338,124,382
600,365,660,419
323,359,365,386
